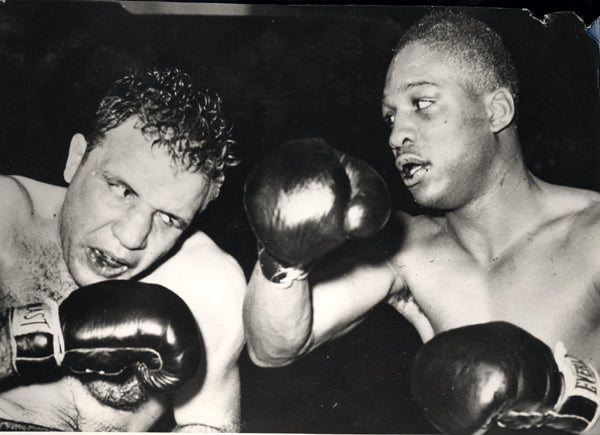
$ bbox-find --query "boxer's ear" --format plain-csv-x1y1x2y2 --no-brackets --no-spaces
485,88,515,133
64,133,88,183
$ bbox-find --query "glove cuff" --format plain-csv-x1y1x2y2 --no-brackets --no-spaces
8,300,65,376
258,245,309,288
553,342,600,432
498,343,600,433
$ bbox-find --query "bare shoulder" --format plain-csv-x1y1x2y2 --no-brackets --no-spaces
0,175,34,220
391,209,446,247
384,210,446,283
141,231,245,430
0,174,66,245
567,193,600,244
6,175,65,219
576,197,600,225
542,183,600,231
540,183,600,263
0,176,40,252
142,231,245,431
140,231,246,347
142,231,246,310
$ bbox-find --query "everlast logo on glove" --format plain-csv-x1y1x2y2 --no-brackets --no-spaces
569,357,598,394
7,281,204,391
8,300,65,376
412,322,600,435
554,343,600,431
498,343,600,433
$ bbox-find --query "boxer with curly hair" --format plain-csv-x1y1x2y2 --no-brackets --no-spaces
0,67,245,432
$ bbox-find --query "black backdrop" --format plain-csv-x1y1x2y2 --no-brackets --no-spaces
1,1,599,433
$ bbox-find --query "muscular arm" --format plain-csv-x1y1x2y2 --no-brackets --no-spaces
141,232,246,432
172,354,241,433
171,301,242,434
242,138,398,368
244,247,399,368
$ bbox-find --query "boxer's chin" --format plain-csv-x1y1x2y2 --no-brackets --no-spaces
81,372,149,410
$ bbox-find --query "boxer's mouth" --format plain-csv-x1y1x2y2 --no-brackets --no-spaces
396,155,430,187
87,247,131,277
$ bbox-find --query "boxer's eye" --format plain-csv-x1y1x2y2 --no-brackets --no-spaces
382,112,395,128
156,212,182,230
109,182,134,199
414,99,434,111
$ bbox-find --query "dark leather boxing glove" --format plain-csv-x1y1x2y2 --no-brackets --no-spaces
9,280,203,391
244,137,391,285
411,322,600,434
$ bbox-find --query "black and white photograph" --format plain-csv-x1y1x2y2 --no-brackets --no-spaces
0,1,599,433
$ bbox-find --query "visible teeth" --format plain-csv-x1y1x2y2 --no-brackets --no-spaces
92,248,124,268
88,249,130,279
402,163,422,178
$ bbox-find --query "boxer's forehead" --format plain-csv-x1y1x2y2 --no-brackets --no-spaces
384,42,465,99
84,118,211,222
91,118,177,174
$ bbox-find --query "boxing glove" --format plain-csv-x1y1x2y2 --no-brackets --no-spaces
8,280,203,391
244,137,391,285
411,322,600,434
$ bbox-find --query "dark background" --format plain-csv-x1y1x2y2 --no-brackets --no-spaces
1,1,599,433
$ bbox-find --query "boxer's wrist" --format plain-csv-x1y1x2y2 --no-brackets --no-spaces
257,245,310,288
8,300,64,376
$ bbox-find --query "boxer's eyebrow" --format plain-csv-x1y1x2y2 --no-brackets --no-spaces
103,172,137,193
382,80,439,103
405,80,438,89
102,170,192,227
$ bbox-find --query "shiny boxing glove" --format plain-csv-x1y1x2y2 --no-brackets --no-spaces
411,321,600,434
8,280,203,391
244,137,391,286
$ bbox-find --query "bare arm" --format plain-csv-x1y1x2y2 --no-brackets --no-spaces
172,283,243,434
244,249,399,368
172,355,241,433
141,232,246,432
242,139,397,368
244,265,312,366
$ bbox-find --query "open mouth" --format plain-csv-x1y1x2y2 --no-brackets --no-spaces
87,247,130,278
396,155,430,186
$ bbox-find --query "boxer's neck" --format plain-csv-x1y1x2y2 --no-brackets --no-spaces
443,157,543,265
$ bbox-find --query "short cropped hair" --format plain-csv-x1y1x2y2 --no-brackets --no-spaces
396,9,520,106
87,67,239,197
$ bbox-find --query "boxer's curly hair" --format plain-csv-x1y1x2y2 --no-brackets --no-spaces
395,9,520,107
87,67,239,200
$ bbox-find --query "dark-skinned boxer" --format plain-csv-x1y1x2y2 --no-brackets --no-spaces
243,9,600,435
0,67,245,432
